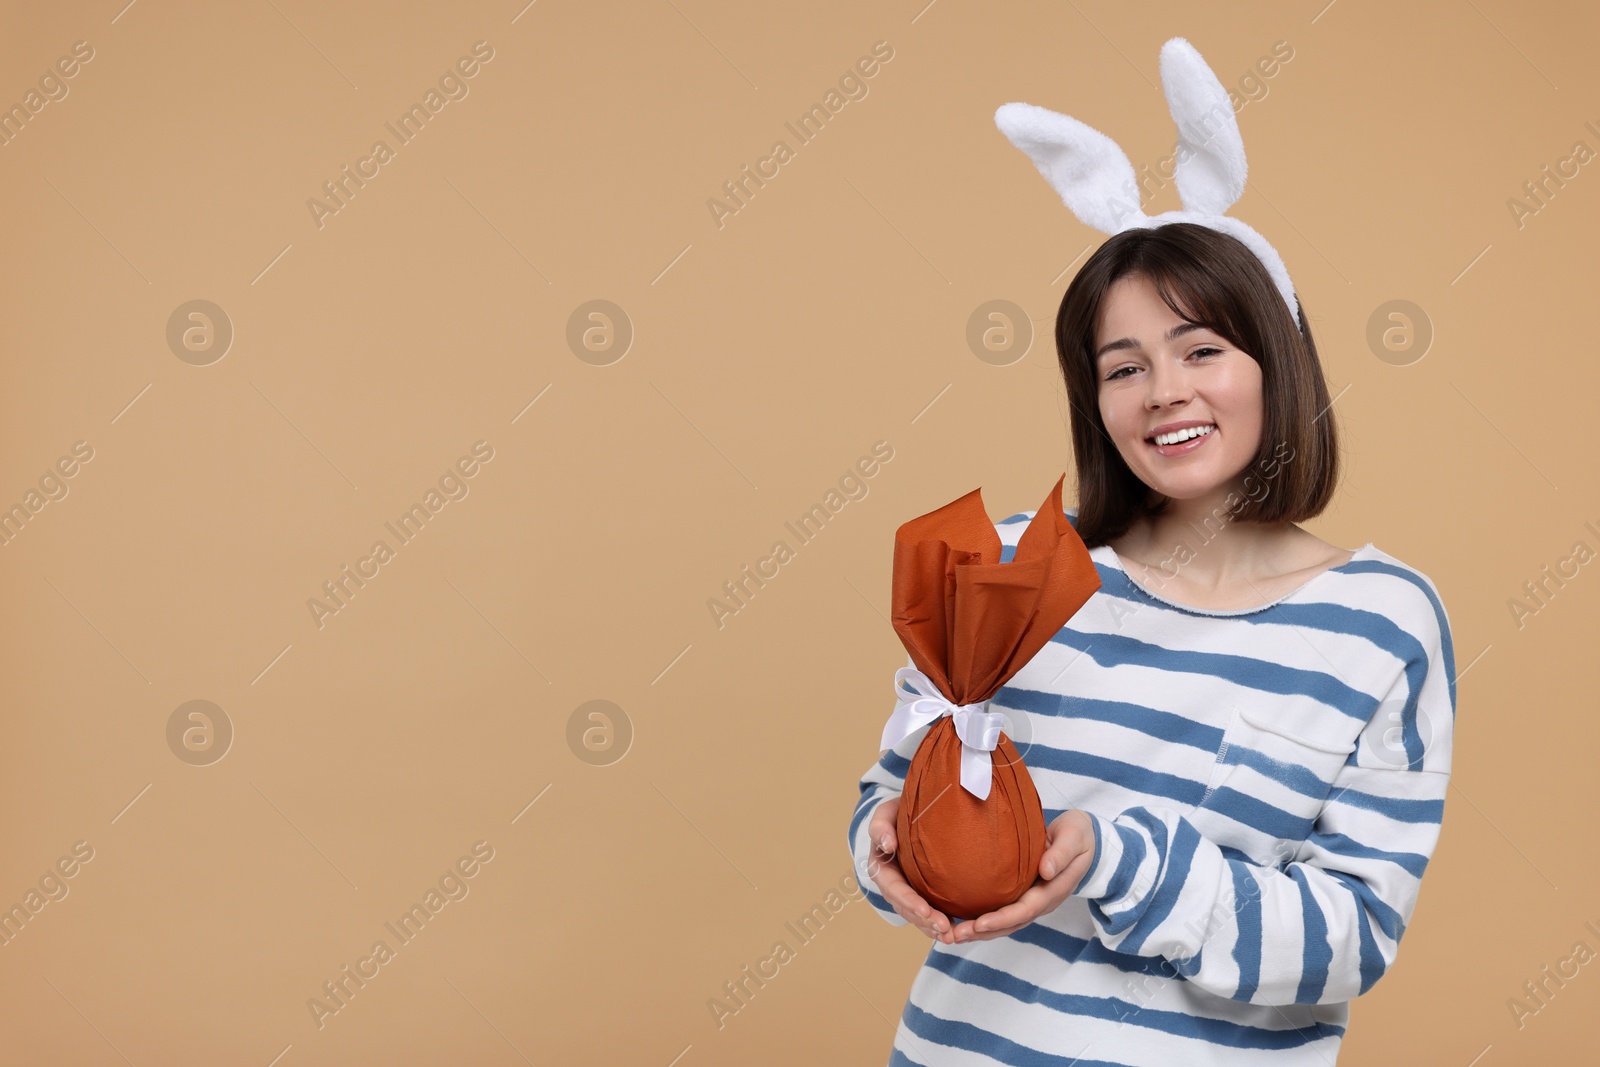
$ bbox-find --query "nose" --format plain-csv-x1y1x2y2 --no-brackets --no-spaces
1144,354,1192,409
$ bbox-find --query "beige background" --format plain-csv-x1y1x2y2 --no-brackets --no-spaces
0,0,1594,1063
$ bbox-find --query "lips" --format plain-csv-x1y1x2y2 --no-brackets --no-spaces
1146,424,1216,457
1145,420,1216,443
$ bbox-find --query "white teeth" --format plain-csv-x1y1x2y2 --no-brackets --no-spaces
1152,424,1215,446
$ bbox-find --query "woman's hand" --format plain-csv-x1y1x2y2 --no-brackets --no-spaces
947,809,1096,943
866,798,960,944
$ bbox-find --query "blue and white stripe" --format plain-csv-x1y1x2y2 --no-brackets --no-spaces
848,507,1456,1066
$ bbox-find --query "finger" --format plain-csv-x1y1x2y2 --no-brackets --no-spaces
870,853,952,941
949,904,1009,941
1051,845,1095,893
1039,822,1088,879
958,884,1052,939
953,916,1020,942
894,892,951,942
967,868,1087,940
948,916,983,941
971,919,1029,941
1034,842,1094,902
869,804,898,856
911,904,953,942
892,892,950,941
955,923,1025,942
867,843,908,892
989,886,1066,939
1039,840,1073,880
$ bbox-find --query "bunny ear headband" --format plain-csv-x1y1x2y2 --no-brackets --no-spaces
995,36,1300,326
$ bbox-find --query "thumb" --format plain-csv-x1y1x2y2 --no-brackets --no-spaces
873,798,900,854
1039,842,1069,880
1039,813,1087,879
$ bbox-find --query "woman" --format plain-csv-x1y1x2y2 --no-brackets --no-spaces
848,223,1455,1065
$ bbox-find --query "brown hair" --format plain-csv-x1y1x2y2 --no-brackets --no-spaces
1054,222,1340,548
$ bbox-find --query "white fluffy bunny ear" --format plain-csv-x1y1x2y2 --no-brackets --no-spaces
1159,36,1246,216
993,102,1147,235
996,37,1301,325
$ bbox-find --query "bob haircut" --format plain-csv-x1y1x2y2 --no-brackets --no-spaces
1055,222,1340,549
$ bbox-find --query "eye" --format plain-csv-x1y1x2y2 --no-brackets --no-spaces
1104,346,1221,381
1102,345,1225,382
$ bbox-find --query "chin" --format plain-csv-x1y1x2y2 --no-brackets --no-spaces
1141,474,1231,500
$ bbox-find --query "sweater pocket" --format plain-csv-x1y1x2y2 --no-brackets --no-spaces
1199,705,1243,804
1195,706,1356,864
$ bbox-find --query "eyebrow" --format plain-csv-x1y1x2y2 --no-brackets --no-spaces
1095,321,1212,361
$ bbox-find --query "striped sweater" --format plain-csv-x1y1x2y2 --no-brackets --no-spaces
847,506,1456,1065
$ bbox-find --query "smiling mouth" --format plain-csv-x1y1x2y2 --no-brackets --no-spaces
1146,423,1217,456
1146,423,1216,445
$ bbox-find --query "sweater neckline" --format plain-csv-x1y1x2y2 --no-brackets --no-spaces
1092,541,1378,617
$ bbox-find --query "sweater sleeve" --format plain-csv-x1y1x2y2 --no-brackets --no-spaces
1067,601,1456,1006
847,655,934,928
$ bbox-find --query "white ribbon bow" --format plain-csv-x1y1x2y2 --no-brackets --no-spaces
879,665,1010,801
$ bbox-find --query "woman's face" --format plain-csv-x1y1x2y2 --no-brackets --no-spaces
1093,273,1263,506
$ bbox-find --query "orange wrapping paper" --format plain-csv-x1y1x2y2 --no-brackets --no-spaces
888,474,1100,920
